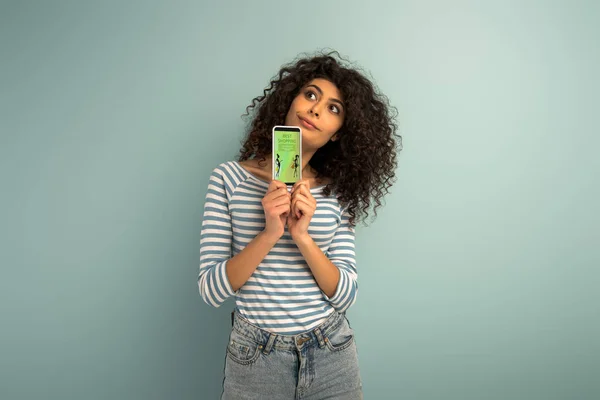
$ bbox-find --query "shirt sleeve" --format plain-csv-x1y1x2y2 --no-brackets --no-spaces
197,167,237,308
321,206,358,312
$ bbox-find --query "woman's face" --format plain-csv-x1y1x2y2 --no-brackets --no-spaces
285,78,345,151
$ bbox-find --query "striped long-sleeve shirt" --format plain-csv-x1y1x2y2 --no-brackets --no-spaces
198,161,358,335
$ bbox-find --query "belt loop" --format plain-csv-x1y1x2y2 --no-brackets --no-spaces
262,333,277,355
313,327,326,348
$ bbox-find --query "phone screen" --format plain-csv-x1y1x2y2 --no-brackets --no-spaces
272,126,302,184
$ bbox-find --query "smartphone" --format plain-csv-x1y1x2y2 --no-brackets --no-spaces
272,125,302,184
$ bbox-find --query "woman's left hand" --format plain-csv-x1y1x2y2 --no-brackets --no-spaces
287,180,316,241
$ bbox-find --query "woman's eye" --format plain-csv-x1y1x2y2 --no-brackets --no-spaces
330,105,340,114
305,90,316,100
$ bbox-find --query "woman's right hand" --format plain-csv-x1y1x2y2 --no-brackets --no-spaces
261,180,291,239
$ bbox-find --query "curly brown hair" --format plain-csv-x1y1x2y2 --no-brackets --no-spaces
239,50,402,226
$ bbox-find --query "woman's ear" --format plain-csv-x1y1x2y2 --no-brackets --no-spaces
330,133,339,142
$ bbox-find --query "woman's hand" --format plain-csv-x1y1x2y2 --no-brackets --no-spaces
262,180,291,239
288,180,316,241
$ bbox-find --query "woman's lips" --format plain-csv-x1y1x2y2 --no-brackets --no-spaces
299,117,317,130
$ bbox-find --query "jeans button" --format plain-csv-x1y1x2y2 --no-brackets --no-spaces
297,337,308,345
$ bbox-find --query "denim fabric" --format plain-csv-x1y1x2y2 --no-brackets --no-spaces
221,308,363,399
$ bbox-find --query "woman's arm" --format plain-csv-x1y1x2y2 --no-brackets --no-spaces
294,235,341,298
225,231,279,292
198,167,237,308
199,169,289,307
288,181,358,312
294,210,358,312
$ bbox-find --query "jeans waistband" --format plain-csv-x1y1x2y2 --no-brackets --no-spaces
230,308,347,354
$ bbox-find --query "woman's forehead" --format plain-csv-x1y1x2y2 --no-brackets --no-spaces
304,78,341,95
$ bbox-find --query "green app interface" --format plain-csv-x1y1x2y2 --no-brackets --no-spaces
273,127,301,184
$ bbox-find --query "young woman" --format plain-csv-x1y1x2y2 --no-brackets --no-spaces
198,51,401,399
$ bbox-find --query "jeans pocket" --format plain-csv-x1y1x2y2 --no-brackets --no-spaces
226,329,262,365
325,317,355,352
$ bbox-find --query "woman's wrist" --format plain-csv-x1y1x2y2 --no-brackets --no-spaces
260,229,283,244
291,232,312,247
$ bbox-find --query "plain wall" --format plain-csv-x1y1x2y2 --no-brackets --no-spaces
1,0,598,399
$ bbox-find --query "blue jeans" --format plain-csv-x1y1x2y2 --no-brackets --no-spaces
221,308,363,399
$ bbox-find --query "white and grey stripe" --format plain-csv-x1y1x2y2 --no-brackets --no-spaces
198,161,358,335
